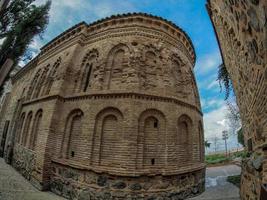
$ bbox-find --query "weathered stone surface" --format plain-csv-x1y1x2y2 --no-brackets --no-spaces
207,0,267,199
0,13,205,199
112,181,127,189
97,175,107,187
129,183,142,191
252,156,264,171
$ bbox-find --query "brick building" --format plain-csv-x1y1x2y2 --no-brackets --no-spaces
207,1,267,199
0,13,205,199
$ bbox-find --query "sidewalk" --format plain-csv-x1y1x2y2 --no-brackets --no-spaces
0,158,65,200
0,158,241,200
189,165,241,200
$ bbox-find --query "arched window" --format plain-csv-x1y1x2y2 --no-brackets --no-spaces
33,65,49,98
177,114,193,164
171,55,190,97
17,113,26,144
61,109,83,160
172,59,182,91
79,49,98,92
43,58,61,95
144,116,159,166
137,109,166,169
105,44,130,90
145,51,157,66
91,107,123,167
26,70,41,100
83,63,92,92
22,112,33,147
144,51,158,90
100,114,118,165
29,110,43,150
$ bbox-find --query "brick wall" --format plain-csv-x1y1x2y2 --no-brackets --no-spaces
207,1,267,199
0,13,205,199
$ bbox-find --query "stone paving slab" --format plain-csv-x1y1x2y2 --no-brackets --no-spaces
0,158,65,200
189,165,241,200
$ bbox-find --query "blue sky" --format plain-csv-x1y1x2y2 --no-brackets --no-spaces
28,0,241,153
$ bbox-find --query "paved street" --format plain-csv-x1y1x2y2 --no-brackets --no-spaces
0,158,240,200
0,158,65,200
189,165,241,200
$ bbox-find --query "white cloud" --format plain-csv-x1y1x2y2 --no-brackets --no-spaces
207,79,219,90
203,104,241,153
195,51,222,75
204,105,229,140
29,38,43,51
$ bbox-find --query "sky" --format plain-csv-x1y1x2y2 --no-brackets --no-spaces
25,0,241,153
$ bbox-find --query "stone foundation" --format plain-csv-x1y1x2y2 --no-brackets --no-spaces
12,144,36,180
12,144,46,190
50,161,205,200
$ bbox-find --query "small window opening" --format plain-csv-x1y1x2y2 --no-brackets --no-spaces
71,151,75,157
83,63,92,92
154,121,158,128
151,158,155,165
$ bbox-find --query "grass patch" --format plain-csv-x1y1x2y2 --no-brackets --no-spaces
205,154,230,165
227,175,241,188
205,151,248,165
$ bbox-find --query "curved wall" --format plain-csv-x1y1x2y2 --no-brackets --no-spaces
2,13,205,200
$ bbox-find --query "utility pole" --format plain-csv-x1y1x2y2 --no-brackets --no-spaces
222,130,228,157
213,136,218,153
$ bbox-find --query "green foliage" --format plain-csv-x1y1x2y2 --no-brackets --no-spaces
0,0,34,39
205,140,211,148
0,0,51,67
227,175,241,188
205,154,230,164
205,151,248,165
231,151,248,159
217,63,232,100
237,128,244,147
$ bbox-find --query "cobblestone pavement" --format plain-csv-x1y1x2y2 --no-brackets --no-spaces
0,158,65,200
0,158,241,200
189,165,241,200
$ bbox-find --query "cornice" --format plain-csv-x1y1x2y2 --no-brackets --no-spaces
40,13,196,64
11,56,39,83
12,13,196,83
21,92,202,116
52,158,206,177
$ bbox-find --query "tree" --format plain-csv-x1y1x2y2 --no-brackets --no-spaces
218,63,243,150
0,0,34,39
226,97,241,135
0,0,51,93
237,128,244,147
0,0,51,67
204,140,211,149
217,63,232,100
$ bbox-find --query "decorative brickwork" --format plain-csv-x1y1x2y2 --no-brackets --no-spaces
207,1,267,199
0,13,205,199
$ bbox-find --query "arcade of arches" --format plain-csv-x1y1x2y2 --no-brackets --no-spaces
0,13,205,199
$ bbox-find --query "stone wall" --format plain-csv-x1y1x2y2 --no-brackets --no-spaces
50,161,205,200
13,144,36,181
207,1,267,199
